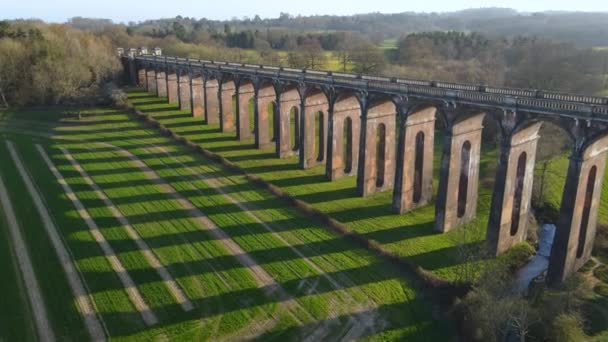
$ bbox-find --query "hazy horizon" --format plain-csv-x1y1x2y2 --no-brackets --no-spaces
3,1,608,24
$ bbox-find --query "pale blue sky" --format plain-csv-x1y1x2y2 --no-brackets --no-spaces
2,0,607,23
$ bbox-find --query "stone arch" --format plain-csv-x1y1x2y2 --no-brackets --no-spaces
392,103,437,214
204,76,219,124
344,117,354,174
548,133,608,284
291,106,300,151
328,94,361,180
577,165,597,258
219,79,236,132
302,89,329,168
510,151,527,236
413,130,425,204
457,140,472,218
358,98,396,196
269,101,278,142
435,111,485,232
376,123,387,188
255,80,276,149
236,80,254,140
279,85,302,158
487,121,542,255
316,111,325,162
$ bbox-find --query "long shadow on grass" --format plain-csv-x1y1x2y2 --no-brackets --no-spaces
101,262,431,339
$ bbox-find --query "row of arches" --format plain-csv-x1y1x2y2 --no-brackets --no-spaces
140,66,608,283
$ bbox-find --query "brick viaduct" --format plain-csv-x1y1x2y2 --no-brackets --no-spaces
120,48,608,285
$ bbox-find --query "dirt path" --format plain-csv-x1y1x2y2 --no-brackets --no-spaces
0,148,56,342
61,147,194,312
36,145,159,327
5,142,107,341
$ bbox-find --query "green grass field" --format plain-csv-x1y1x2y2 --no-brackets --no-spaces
0,103,449,340
131,90,504,281
2,87,606,340
128,88,608,282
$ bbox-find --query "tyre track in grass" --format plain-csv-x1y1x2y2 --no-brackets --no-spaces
0,146,55,342
99,143,313,326
61,147,195,313
142,144,383,338
65,146,284,340
35,144,159,327
103,141,387,340
5,141,107,342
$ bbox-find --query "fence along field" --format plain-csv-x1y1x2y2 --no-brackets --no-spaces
0,106,447,341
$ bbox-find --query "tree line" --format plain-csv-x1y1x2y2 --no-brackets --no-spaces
0,21,121,108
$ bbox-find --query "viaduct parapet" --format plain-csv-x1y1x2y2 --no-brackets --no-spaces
120,49,608,285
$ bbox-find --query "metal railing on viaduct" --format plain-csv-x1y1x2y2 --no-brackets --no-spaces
120,48,608,285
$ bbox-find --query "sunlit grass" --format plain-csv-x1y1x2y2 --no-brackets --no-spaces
0,97,449,340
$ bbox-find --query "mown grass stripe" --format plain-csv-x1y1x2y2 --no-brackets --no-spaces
0,146,55,342
62,146,195,313
36,144,159,327
100,142,313,322
144,143,380,327
6,141,107,342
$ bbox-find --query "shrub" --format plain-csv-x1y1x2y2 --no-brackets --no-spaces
594,284,608,297
551,313,587,342
593,265,608,283
101,83,128,107
579,258,597,273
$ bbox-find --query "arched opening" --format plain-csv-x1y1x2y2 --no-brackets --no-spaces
413,131,425,203
316,111,325,161
457,141,472,218
510,152,527,236
290,107,300,151
376,123,386,188
344,117,353,173
577,165,597,258
248,97,255,134
268,101,276,142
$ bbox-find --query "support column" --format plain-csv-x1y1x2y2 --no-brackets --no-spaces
167,73,178,104
392,106,436,214
178,74,191,111
356,101,397,196
191,75,204,118
435,112,485,232
548,135,608,284
138,68,147,88
279,88,301,158
205,79,219,124
301,92,329,169
327,97,361,180
146,70,157,94
274,96,282,157
237,82,254,140
220,81,236,132
255,85,275,149
155,71,167,97
487,122,542,255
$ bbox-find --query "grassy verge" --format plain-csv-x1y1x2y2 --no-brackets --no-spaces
0,178,37,342
0,141,88,340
